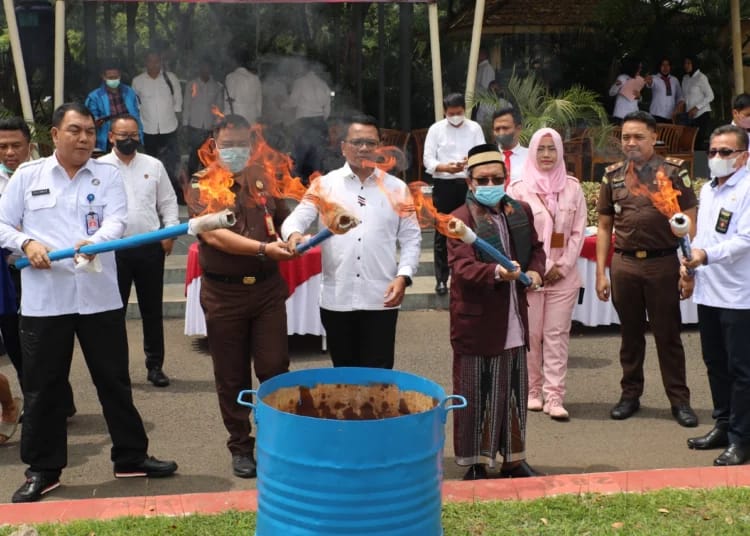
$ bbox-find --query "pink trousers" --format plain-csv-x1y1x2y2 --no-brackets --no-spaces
526,286,579,402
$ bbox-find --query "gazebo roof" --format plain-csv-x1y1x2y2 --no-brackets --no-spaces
447,0,602,35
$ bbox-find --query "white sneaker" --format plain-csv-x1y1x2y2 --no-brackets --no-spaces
528,391,543,412
544,399,569,420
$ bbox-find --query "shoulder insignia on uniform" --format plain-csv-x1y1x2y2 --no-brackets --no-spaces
602,176,609,184
664,156,685,167
604,161,625,174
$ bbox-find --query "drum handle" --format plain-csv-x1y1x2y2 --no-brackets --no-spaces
236,389,258,411
440,394,467,422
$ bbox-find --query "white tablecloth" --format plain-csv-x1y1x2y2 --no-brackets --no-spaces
572,257,698,326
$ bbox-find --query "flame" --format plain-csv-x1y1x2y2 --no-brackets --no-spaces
408,181,462,239
627,163,682,218
191,82,198,98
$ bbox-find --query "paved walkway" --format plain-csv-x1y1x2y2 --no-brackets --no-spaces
0,311,730,523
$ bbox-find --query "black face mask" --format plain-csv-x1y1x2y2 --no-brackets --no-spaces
115,138,139,155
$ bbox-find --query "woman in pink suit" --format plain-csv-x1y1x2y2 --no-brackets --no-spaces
507,128,586,419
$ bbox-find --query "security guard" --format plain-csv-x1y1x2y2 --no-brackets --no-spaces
595,110,698,427
187,114,294,480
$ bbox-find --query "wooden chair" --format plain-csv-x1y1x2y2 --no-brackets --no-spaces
379,128,411,179
586,126,622,181
410,127,429,182
656,124,682,154
562,137,585,180
669,125,698,177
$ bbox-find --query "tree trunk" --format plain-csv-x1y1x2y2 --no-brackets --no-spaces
399,3,413,131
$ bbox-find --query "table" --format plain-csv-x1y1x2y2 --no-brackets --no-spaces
572,235,698,326
184,242,327,347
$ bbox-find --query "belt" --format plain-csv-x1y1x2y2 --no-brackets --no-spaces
202,271,275,285
614,248,676,259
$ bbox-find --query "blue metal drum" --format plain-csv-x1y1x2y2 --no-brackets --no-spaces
237,367,466,536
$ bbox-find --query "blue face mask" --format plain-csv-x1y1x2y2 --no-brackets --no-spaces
219,147,250,173
474,185,505,207
0,162,13,177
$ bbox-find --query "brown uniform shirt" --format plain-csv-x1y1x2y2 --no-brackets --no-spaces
596,154,697,251
188,164,290,276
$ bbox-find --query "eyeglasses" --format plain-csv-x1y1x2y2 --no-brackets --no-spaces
708,148,745,157
216,141,251,149
111,131,139,140
473,176,505,186
345,139,379,149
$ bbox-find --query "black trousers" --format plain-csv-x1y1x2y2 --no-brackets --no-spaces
19,310,148,476
320,308,399,369
697,305,750,445
144,131,183,203
186,126,211,177
116,243,166,371
432,179,468,284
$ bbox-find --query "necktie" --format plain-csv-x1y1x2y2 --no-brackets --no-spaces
661,74,672,96
503,150,512,188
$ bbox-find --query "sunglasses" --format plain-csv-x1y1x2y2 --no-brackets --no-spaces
473,176,505,186
708,148,745,157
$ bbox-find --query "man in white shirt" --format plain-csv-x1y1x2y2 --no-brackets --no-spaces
132,50,183,203
492,107,528,187
475,48,495,104
681,125,750,466
283,114,421,369
288,62,332,184
183,59,223,176
224,52,262,125
0,103,177,503
99,115,179,388
646,58,684,123
423,93,485,295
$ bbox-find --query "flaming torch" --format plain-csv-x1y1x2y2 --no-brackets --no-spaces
295,208,360,255
669,212,694,276
15,209,236,269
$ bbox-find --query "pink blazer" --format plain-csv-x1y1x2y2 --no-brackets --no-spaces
507,177,586,289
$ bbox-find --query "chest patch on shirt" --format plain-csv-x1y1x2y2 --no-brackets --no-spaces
716,208,732,234
358,195,366,207
31,188,50,196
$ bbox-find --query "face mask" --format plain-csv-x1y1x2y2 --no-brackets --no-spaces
105,78,121,89
474,185,505,207
446,115,465,127
495,133,514,148
708,155,740,179
115,138,139,156
0,162,13,177
219,147,250,173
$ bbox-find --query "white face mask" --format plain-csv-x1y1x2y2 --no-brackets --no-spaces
446,115,465,127
708,155,740,179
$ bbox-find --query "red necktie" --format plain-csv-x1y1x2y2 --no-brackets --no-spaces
661,74,672,96
503,150,512,188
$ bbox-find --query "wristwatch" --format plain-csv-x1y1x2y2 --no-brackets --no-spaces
400,275,413,287
256,242,267,258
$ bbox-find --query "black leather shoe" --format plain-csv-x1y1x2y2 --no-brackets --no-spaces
714,444,750,466
498,460,542,478
11,472,61,503
232,454,257,479
462,464,487,480
435,281,448,295
114,456,178,478
672,404,698,427
610,398,640,420
687,426,729,450
147,368,170,387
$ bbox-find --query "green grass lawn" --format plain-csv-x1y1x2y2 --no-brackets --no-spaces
3,487,750,535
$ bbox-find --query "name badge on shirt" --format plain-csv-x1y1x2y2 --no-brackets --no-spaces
264,212,276,237
715,208,732,234
31,188,50,196
85,211,101,236
550,232,565,249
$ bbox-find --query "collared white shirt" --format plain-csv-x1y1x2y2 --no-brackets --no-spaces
648,73,684,119
182,76,223,129
682,69,713,118
288,71,331,120
0,155,128,316
224,67,262,124
423,118,485,179
498,143,528,185
99,151,179,236
692,166,750,309
476,59,495,93
281,163,421,311
132,70,182,135
0,167,10,195
609,74,640,119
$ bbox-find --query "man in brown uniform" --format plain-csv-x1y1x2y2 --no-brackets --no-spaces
595,110,698,427
188,114,294,478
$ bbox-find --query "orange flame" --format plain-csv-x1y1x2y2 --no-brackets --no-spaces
191,82,198,98
408,181,462,239
627,163,682,218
